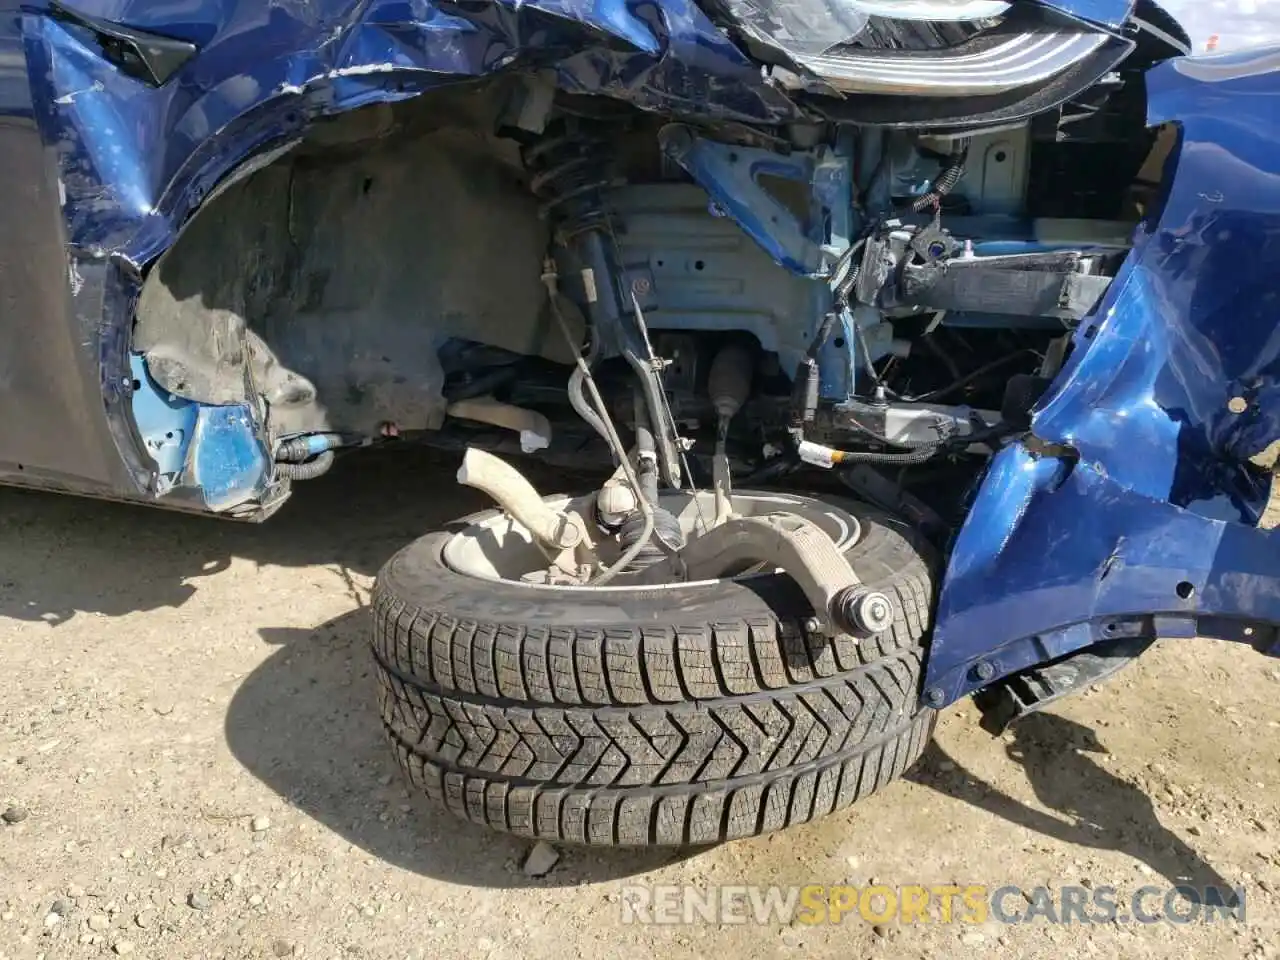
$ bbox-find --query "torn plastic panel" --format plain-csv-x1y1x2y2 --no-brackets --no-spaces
128,357,271,512
924,46,1280,708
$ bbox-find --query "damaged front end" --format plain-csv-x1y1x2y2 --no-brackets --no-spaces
11,0,1280,717
925,47,1280,714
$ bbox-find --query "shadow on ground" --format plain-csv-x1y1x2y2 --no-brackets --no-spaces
226,608,699,888
908,714,1233,897
0,446,585,626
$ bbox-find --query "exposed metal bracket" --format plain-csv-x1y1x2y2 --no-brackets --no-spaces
658,125,830,276
629,512,892,637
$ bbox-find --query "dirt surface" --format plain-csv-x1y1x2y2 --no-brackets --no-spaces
2,448,1278,959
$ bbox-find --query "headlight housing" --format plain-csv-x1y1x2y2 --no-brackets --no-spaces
709,0,1128,103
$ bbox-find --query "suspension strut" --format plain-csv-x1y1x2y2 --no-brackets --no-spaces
523,123,683,488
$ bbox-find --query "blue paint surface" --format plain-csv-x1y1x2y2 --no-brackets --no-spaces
30,0,800,266
1032,0,1135,28
927,46,1280,705
129,355,270,511
188,404,271,511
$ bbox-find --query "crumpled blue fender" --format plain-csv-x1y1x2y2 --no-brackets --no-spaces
925,45,1280,708
33,0,800,264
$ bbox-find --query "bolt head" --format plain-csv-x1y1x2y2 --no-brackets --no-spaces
804,617,823,633
924,687,946,707
974,661,996,681
631,276,652,295
1229,396,1248,414
849,590,894,634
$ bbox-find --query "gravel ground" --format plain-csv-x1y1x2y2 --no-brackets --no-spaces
2,448,1278,959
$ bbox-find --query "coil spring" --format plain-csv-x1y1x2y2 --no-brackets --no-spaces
522,130,620,237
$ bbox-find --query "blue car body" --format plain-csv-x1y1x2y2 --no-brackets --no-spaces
2,0,1278,705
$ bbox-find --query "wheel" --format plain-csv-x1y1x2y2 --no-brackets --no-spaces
370,490,936,846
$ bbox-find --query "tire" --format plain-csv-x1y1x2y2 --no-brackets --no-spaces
370,494,936,846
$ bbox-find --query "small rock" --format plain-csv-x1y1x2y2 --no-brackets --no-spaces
871,924,889,939
937,760,956,773
522,841,561,877
187,892,212,911
88,915,110,931
134,912,152,930
51,899,74,917
1149,762,1168,778
962,932,987,946
152,702,175,716
67,884,85,899
361,905,376,918
272,939,297,957
44,912,63,929
1188,824,1204,836
120,848,135,860
248,894,264,907
251,816,271,833
113,939,136,955
2,806,29,825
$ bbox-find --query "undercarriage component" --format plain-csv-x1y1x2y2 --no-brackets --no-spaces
526,126,683,488
275,450,335,481
658,125,836,276
629,512,891,637
446,396,552,453
456,448,584,551
609,184,833,379
708,344,754,528
972,635,1156,733
899,251,1113,321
